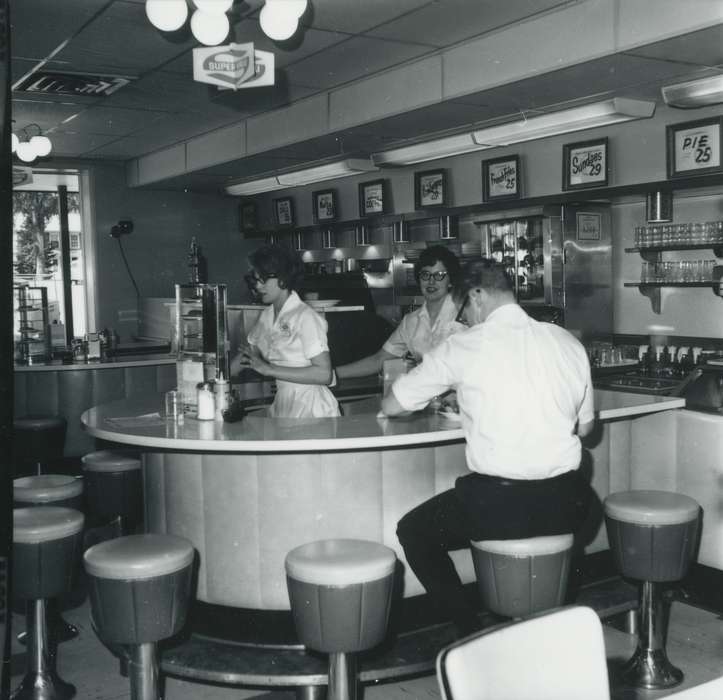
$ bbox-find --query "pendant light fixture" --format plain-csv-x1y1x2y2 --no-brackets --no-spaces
12,124,53,163
259,0,307,41
145,0,232,46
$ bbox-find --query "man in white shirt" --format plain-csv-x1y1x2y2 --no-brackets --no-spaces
382,260,595,635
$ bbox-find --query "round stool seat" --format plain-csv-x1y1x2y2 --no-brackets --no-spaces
82,450,141,473
13,507,85,601
604,490,700,525
14,474,83,509
13,507,84,544
84,534,195,645
470,534,574,618
285,538,396,586
285,539,396,654
84,534,194,580
471,533,574,556
13,415,67,477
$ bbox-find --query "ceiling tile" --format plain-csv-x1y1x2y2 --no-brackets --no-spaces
284,35,433,89
12,98,89,132
301,0,431,35
9,0,109,60
50,1,195,75
60,105,170,136
366,0,568,47
42,130,125,158
626,24,723,68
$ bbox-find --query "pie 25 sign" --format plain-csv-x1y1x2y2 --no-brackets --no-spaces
667,117,723,179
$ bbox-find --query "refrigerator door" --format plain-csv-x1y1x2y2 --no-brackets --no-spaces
561,203,613,339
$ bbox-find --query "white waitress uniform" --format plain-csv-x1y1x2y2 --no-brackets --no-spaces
248,291,340,418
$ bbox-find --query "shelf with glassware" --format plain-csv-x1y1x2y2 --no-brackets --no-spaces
624,221,723,312
14,286,51,365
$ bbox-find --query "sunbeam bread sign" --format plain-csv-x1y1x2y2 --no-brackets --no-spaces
193,43,275,90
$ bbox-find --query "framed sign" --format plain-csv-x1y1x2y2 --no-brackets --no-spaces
576,212,602,241
273,197,294,227
240,201,257,233
359,179,386,217
313,189,337,223
414,169,447,208
482,155,520,201
562,137,608,191
666,117,723,178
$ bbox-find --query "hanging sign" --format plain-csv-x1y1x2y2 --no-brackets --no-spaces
193,43,275,90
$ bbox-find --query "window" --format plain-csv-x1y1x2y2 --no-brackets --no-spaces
13,172,88,341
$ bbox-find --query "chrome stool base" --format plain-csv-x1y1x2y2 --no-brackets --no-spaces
621,581,682,690
11,673,75,700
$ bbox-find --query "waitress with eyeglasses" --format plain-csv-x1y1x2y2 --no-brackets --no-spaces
336,246,465,380
230,244,340,418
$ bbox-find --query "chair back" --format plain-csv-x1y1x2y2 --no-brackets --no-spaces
436,605,610,700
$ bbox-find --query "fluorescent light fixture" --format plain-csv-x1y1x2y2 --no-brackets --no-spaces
225,158,378,195
372,133,489,167
472,98,655,147
662,74,723,109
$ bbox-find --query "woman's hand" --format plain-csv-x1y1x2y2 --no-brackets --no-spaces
237,344,271,376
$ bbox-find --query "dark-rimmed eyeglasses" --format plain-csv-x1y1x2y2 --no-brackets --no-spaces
244,273,278,288
419,270,448,282
455,294,469,326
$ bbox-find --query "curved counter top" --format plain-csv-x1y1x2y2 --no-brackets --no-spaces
81,389,685,454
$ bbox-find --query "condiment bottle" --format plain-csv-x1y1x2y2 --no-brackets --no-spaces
214,373,230,419
196,381,215,420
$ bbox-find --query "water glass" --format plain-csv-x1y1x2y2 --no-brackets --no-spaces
164,389,184,423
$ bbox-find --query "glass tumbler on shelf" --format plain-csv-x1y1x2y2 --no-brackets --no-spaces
691,222,705,244
641,262,650,283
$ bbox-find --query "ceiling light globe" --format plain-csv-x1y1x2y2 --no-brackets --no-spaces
190,8,230,45
264,0,307,19
193,0,233,14
259,4,298,41
30,135,52,157
11,132,19,153
16,141,36,163
145,0,188,32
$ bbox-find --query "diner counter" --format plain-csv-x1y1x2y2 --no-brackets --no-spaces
14,354,176,371
81,389,685,454
79,389,686,610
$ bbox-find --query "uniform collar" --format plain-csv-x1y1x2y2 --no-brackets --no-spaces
419,293,457,326
267,290,302,323
483,302,523,324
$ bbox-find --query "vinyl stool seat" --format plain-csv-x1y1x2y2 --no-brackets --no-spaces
12,507,84,700
605,490,701,689
82,450,142,535
84,534,195,700
13,416,67,476
14,475,83,510
286,539,396,700
470,534,574,619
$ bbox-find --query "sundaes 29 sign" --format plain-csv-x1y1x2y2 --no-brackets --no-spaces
563,138,608,191
193,43,275,90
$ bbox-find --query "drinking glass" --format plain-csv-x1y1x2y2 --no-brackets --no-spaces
164,389,184,423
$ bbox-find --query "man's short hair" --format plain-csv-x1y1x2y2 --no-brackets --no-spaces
461,258,514,294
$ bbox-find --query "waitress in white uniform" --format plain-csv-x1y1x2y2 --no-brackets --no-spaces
230,245,340,418
336,245,465,379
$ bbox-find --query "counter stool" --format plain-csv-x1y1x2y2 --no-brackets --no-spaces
285,539,396,700
82,450,142,536
13,416,67,476
604,490,701,689
13,474,85,643
12,507,85,700
470,534,574,618
84,534,195,700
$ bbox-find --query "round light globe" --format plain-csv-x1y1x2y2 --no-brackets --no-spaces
30,135,52,157
190,8,230,45
16,141,36,163
193,0,233,14
145,0,188,32
259,4,298,41
264,0,307,20
11,132,19,153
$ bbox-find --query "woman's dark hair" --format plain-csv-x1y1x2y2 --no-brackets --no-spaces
248,244,304,291
414,245,462,292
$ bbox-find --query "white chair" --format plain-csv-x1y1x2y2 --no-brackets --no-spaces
436,605,610,700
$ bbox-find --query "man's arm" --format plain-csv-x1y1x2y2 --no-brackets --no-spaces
577,419,595,438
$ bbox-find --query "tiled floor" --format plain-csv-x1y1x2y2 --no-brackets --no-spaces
8,599,723,699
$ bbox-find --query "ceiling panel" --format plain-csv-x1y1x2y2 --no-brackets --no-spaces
9,0,109,59
626,24,723,68
366,0,569,47
300,0,431,34
60,105,169,136
284,35,433,90
41,130,125,158
12,98,89,132
50,1,195,75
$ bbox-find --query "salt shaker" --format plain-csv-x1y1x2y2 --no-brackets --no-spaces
196,381,216,420
214,373,230,419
